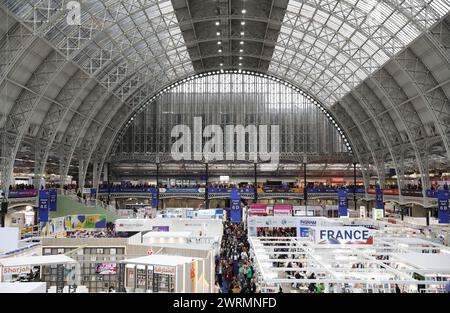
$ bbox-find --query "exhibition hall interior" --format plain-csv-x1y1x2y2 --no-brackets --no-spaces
1,0,450,294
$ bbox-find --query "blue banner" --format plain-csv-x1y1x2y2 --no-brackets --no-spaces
230,189,242,223
38,190,49,223
48,188,57,212
437,190,449,224
338,189,348,217
152,189,158,207
376,187,384,210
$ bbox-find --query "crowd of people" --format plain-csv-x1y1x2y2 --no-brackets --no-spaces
257,227,297,237
215,221,258,293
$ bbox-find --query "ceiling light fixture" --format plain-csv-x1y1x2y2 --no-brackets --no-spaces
241,21,245,26
239,49,243,53
217,41,222,45
216,32,221,36
240,31,245,36
218,49,222,53
242,9,246,14
239,56,243,60
240,41,244,45
215,21,220,26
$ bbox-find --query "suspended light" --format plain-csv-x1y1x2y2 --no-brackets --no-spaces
217,41,222,45
215,21,220,26
240,31,245,36
240,41,244,45
218,49,222,53
241,9,246,14
241,21,245,25
239,56,243,60
239,49,243,53
216,32,221,36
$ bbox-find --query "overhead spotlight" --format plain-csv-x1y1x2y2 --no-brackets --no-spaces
218,49,222,53
215,21,220,26
239,63,242,66
242,9,246,14
240,41,244,45
241,21,245,26
216,32,221,36
239,49,243,53
240,31,245,36
239,56,243,60
220,63,224,66
217,41,222,45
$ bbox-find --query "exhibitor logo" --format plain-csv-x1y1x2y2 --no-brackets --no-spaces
171,116,280,167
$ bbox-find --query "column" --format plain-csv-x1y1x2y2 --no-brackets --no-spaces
78,159,86,189
253,162,258,203
353,162,357,212
303,155,307,208
205,162,209,210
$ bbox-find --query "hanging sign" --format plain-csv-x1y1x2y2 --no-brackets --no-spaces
375,187,384,210
230,188,242,223
38,190,49,223
48,188,57,212
338,189,348,217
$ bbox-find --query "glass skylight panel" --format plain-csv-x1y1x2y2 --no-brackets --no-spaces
270,0,450,105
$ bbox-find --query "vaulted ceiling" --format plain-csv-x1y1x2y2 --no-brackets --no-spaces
0,0,449,195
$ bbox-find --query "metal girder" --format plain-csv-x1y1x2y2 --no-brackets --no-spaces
394,48,450,164
370,68,430,197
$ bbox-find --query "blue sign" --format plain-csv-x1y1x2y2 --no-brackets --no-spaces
338,189,348,217
299,227,310,237
48,188,57,212
376,187,384,210
437,190,449,224
90,188,97,197
38,190,49,223
230,189,242,223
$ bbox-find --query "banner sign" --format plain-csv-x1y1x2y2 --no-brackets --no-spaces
338,189,348,218
273,205,293,216
8,190,38,198
38,190,49,223
208,188,255,193
40,214,107,237
152,189,158,207
437,190,450,224
230,189,242,223
314,227,374,245
375,187,384,210
49,188,57,212
90,188,97,197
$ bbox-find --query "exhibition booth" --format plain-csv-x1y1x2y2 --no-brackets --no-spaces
123,254,210,293
249,224,450,293
115,218,223,239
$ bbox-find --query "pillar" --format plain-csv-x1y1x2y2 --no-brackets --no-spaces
353,162,357,212
254,162,258,203
205,162,209,210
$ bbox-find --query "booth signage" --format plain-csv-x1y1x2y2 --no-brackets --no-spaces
338,189,348,217
437,190,450,224
3,266,31,275
315,227,374,245
154,265,176,275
